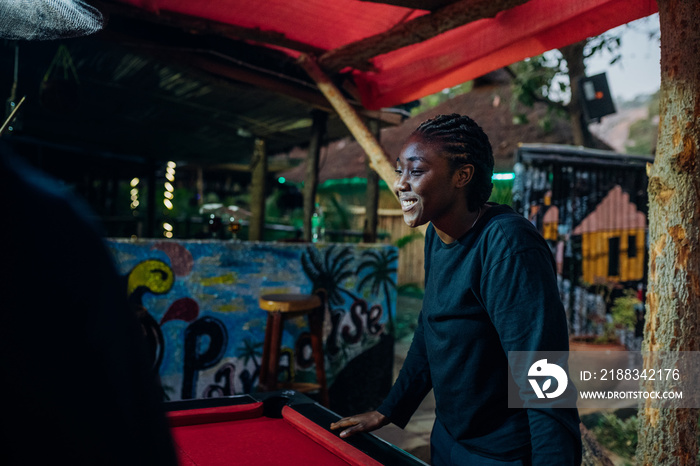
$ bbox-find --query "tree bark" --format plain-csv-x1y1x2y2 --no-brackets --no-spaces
559,41,596,148
637,0,700,464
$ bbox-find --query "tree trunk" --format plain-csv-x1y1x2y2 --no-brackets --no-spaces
559,41,596,148
637,1,700,464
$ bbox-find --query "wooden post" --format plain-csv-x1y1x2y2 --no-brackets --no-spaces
146,158,156,238
249,138,267,241
196,166,204,207
303,110,327,242
363,119,380,243
318,0,529,72
297,54,397,200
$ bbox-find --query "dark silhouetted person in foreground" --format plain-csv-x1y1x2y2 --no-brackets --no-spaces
331,114,581,465
0,143,177,465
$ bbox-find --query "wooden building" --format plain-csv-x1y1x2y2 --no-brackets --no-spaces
573,185,647,284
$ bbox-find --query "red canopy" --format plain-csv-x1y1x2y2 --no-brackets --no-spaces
116,0,657,110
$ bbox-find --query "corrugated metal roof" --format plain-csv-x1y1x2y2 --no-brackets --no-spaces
1,14,400,170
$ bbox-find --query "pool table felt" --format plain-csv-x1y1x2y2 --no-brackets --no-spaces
168,402,382,466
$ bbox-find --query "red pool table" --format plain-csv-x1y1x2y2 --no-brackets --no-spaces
165,391,427,466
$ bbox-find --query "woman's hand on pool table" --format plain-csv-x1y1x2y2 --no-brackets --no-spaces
330,411,389,439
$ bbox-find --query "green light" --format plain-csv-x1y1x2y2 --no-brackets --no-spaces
278,177,286,184
492,173,515,181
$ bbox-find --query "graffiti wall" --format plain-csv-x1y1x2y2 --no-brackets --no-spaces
107,239,398,409
512,144,653,345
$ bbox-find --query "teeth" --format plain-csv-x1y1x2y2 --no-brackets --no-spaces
402,199,416,207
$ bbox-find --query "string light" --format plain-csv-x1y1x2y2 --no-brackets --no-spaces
130,177,140,213
163,162,175,212
163,162,176,238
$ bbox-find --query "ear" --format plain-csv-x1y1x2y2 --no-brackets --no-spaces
454,164,474,188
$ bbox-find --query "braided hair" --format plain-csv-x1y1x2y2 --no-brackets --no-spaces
412,114,494,211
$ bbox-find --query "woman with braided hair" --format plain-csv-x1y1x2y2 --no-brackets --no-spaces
331,114,581,465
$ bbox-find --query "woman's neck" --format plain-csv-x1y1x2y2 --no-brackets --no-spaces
433,205,484,244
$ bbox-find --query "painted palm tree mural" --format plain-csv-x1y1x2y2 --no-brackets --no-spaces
302,245,366,358
301,245,360,305
236,337,263,394
357,249,398,335
301,245,397,363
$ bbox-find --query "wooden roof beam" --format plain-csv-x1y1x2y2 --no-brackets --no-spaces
187,54,403,126
298,54,397,196
96,11,404,126
318,0,529,72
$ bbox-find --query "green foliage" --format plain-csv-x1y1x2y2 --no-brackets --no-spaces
584,33,622,64
325,194,352,231
587,410,700,464
611,289,640,331
591,413,638,459
488,181,513,206
395,232,423,249
508,32,623,128
591,287,639,344
397,283,424,299
584,278,624,343
508,54,569,132
264,188,287,221
510,54,566,110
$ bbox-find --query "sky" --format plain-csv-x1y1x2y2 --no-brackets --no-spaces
585,13,661,102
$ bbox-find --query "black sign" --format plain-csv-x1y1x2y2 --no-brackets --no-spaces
579,72,616,122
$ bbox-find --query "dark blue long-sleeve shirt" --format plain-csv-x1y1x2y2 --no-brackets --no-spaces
377,204,581,464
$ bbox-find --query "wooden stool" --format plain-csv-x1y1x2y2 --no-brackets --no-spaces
258,293,329,407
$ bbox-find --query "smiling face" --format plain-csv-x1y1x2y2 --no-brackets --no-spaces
394,135,471,230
